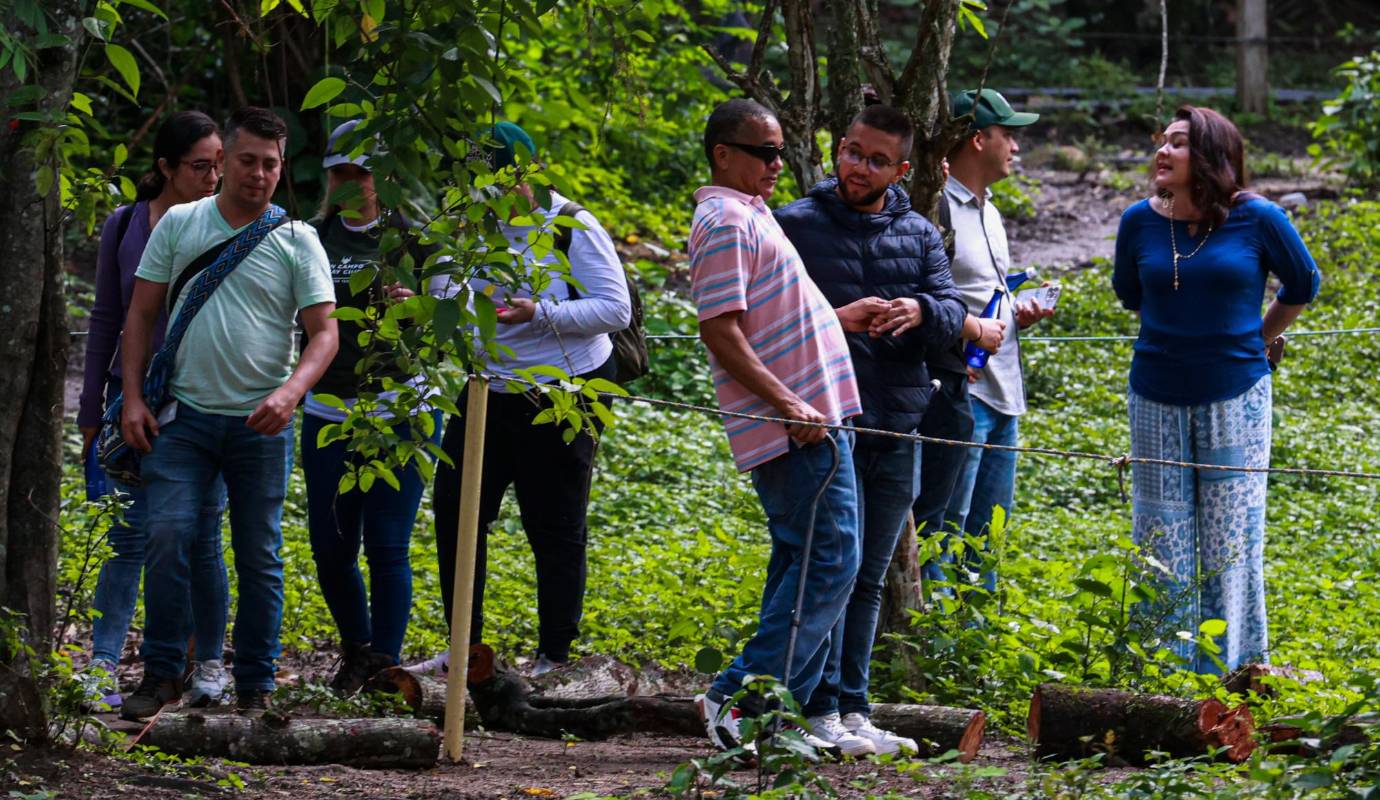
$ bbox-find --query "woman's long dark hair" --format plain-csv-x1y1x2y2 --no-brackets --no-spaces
1174,105,1247,228
134,111,220,202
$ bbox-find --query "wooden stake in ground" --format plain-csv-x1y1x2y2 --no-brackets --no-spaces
1028,683,1256,765
443,376,489,762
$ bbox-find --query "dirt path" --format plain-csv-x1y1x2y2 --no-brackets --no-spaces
9,728,1053,799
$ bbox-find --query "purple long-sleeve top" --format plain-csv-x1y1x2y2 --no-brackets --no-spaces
77,201,169,428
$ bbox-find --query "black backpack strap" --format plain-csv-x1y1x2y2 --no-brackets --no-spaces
166,217,288,315
114,203,136,249
554,201,587,299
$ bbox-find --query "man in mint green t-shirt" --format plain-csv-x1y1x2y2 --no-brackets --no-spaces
119,107,337,719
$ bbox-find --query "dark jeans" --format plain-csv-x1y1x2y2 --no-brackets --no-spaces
140,404,293,691
301,410,441,662
914,371,976,587
803,434,919,718
433,356,615,662
710,431,860,706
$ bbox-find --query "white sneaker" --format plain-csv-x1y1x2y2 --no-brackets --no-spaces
696,691,744,752
842,712,918,756
183,660,231,708
806,712,877,757
404,650,449,677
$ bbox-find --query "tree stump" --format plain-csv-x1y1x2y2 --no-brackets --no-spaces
1028,683,1255,765
141,713,439,768
870,703,985,762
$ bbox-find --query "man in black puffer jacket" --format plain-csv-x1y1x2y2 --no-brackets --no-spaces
776,104,967,757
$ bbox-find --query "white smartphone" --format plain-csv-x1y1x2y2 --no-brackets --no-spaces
1015,284,1061,311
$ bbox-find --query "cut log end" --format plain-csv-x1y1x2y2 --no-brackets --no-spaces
956,710,987,763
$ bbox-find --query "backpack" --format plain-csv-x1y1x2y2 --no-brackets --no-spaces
553,201,649,385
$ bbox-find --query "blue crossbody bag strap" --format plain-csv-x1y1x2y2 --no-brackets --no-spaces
97,205,288,485
140,205,288,410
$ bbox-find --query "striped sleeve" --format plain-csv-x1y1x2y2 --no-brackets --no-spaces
690,205,754,322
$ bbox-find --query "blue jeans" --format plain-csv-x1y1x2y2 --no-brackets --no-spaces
91,480,229,666
90,381,230,667
710,431,860,708
803,435,919,718
141,404,292,691
942,398,1018,592
302,411,440,661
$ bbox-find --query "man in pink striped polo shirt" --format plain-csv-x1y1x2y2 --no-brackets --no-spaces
690,98,887,757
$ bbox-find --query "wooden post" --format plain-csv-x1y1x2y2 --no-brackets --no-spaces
443,376,489,762
1236,0,1269,115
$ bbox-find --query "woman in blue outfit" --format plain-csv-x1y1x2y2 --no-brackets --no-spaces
1112,105,1321,673
301,121,441,695
77,111,232,708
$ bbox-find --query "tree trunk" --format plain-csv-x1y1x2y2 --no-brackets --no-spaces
469,668,706,739
777,0,825,193
824,0,864,150
142,713,441,769
0,0,81,741
1028,684,1256,765
893,0,965,220
870,703,985,762
1236,0,1269,116
877,513,924,638
1262,714,1377,757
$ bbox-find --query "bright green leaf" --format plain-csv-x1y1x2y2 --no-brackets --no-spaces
301,76,346,110
105,44,140,97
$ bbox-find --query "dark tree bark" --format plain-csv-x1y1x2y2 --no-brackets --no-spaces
1222,663,1324,698
0,0,82,741
142,713,441,769
824,0,864,151
891,0,967,220
1028,684,1257,765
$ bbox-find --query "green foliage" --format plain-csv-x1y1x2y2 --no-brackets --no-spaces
1310,50,1380,189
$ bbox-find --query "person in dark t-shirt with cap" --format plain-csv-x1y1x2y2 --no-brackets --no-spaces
300,119,441,695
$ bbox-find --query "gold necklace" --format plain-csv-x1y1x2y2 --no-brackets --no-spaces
1166,194,1213,291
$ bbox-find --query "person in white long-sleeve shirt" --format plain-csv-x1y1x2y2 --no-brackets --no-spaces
421,122,631,679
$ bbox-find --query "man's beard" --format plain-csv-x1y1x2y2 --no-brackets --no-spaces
838,179,887,209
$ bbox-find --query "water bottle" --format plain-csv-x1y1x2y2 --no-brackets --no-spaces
84,444,108,501
963,288,1004,370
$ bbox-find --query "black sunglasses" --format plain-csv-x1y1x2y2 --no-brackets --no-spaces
723,141,787,165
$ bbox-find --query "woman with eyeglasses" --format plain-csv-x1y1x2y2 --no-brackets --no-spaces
77,110,233,710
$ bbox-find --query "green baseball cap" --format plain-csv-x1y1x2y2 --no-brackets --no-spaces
951,89,1040,131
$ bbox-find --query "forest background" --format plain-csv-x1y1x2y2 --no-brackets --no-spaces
3,0,1380,797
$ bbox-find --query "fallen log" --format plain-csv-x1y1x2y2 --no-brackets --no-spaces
469,667,705,739
367,666,482,728
1222,664,1325,698
1262,714,1378,756
141,712,439,769
870,703,985,763
1028,683,1255,765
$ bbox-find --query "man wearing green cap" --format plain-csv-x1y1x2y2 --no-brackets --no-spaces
920,89,1053,594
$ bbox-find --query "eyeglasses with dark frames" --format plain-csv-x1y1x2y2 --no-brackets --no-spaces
723,141,787,165
180,159,221,176
838,145,903,172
